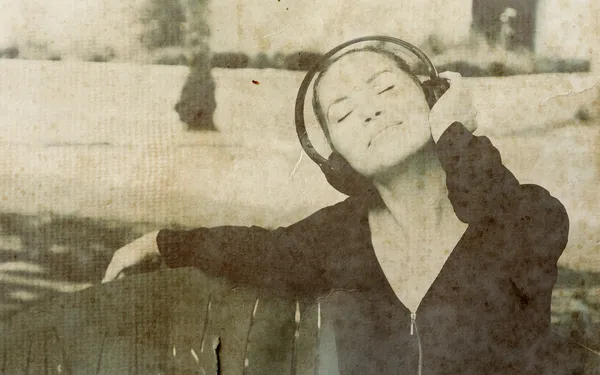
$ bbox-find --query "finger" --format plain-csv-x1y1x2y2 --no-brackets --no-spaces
438,72,463,90
438,71,462,80
102,261,123,283
101,272,113,283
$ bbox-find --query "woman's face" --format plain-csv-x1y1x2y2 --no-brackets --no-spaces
317,51,432,178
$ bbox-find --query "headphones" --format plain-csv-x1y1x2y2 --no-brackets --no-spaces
294,35,450,196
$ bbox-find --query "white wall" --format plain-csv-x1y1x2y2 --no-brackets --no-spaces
0,1,20,49
209,0,474,54
535,0,596,61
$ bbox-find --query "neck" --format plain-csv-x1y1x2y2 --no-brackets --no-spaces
372,140,449,219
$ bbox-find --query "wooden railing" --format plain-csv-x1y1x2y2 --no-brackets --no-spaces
2,268,599,374
0,268,331,374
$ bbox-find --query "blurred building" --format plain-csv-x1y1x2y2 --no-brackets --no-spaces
472,0,596,61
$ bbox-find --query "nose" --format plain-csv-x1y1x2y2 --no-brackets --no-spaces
364,110,383,123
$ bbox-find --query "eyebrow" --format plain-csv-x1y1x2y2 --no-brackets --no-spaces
329,96,349,107
366,70,391,84
326,96,349,118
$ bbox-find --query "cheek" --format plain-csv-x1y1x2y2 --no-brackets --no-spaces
386,96,431,133
388,88,430,113
329,121,368,157
328,129,375,175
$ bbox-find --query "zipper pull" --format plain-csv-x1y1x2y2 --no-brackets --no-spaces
410,311,416,336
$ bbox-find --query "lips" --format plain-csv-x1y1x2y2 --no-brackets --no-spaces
368,121,403,147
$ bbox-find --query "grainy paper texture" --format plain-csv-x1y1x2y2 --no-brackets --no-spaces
1,0,599,373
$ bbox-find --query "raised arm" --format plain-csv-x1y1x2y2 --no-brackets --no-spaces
435,120,569,327
435,121,521,224
419,71,568,321
508,184,568,302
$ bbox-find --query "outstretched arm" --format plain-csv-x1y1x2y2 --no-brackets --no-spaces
154,223,325,294
102,223,325,295
153,196,369,296
103,199,359,297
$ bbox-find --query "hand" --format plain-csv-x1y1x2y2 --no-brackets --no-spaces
102,230,162,283
428,71,478,142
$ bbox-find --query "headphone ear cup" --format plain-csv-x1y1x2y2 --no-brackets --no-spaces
422,78,451,109
321,152,373,196
423,86,438,109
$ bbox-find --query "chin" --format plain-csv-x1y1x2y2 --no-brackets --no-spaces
340,133,432,178
369,141,433,177
373,143,418,165
361,155,411,178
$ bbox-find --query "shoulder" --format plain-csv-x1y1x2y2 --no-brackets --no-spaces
510,184,569,241
516,184,567,220
270,196,371,255
281,196,367,233
507,185,569,296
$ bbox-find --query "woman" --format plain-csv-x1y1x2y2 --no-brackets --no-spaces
103,44,570,374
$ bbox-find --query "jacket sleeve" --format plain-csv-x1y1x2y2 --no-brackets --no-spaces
508,184,569,301
155,200,352,297
436,122,569,305
435,121,522,224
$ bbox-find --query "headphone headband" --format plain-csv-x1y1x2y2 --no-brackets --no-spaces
294,35,440,168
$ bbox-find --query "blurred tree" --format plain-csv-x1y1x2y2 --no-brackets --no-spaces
88,46,117,63
271,52,286,69
251,52,271,69
152,47,189,65
211,52,250,69
0,45,19,59
284,51,323,71
139,0,186,49
174,0,217,131
421,34,447,56
175,51,216,131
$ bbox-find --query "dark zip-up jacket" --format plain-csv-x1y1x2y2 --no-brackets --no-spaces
156,122,569,374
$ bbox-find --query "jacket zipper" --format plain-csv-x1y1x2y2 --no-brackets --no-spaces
410,311,423,375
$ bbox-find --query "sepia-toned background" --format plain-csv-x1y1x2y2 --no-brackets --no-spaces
1,0,599,354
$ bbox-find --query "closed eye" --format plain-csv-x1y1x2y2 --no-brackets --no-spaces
378,85,395,95
337,111,353,123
